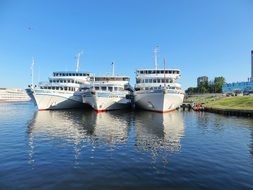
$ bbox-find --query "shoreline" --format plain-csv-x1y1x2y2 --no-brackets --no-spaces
204,107,253,117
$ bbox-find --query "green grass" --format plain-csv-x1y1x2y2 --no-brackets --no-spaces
186,95,222,104
205,96,253,110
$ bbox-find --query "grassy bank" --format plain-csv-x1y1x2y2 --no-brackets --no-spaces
204,96,253,110
185,94,223,104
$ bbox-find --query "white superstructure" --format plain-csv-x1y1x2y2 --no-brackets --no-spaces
82,75,132,112
134,49,184,112
31,71,91,110
0,88,31,102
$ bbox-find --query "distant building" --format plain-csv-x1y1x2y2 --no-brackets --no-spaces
222,50,253,93
222,82,253,93
197,76,208,87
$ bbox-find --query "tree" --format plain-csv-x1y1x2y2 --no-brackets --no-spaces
214,77,225,93
198,81,209,93
185,87,198,95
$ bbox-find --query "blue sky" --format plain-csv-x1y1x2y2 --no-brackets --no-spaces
0,0,253,89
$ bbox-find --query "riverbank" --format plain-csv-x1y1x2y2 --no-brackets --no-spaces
204,96,253,110
186,94,253,117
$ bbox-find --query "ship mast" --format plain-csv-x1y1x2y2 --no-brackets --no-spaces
163,58,166,89
31,57,35,89
75,51,83,72
112,62,115,76
153,46,159,70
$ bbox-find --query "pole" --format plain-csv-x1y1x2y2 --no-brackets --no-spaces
31,57,35,89
154,46,159,70
112,62,115,76
76,51,83,72
163,58,166,89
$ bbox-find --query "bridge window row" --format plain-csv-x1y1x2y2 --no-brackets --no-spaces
40,86,77,91
53,73,89,77
136,78,173,84
138,70,179,74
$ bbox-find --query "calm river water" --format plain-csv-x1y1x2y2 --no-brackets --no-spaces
0,102,253,190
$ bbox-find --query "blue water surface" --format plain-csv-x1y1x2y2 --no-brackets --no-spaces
0,102,252,190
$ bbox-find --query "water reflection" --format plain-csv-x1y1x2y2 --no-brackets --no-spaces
135,111,184,153
27,110,131,144
27,110,185,165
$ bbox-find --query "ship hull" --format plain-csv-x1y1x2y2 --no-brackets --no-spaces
134,90,184,112
83,92,131,112
33,91,84,110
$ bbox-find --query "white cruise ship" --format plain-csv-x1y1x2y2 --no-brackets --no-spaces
30,53,92,110
134,49,184,112
31,71,91,110
0,88,31,102
82,64,132,112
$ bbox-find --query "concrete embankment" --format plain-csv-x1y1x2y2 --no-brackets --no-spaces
205,107,253,117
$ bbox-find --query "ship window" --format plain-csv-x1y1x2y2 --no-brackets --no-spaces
114,87,118,91
145,79,148,83
108,87,113,92
162,79,165,83
152,70,156,74
169,70,172,74
161,70,164,74
165,70,168,74
95,86,99,90
101,86,106,91
157,79,160,83
145,87,149,90
153,79,157,83
52,87,55,90
136,79,140,84
149,79,152,83
148,70,151,74
140,71,144,74
119,87,124,91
